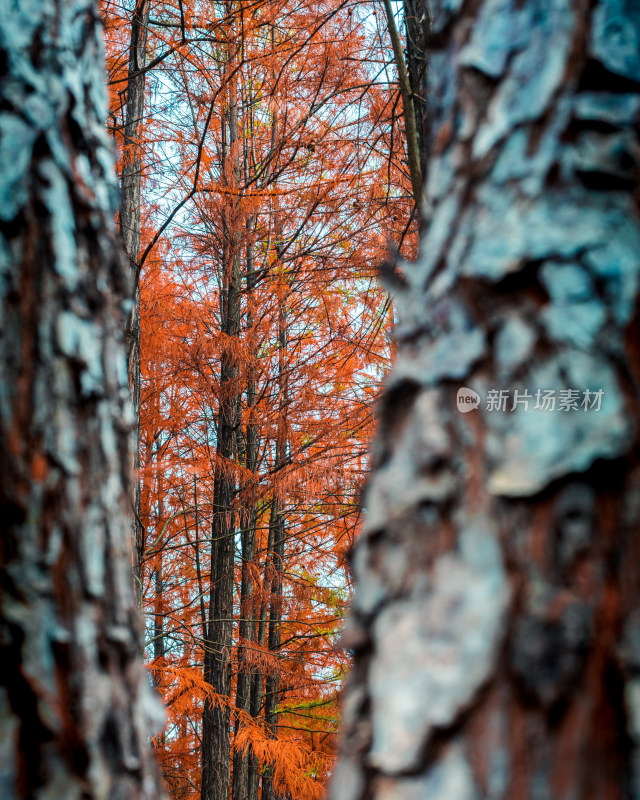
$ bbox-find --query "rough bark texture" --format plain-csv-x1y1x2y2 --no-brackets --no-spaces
248,549,270,800
201,36,242,800
403,0,430,177
261,498,285,800
0,1,165,798
119,0,149,282
383,0,423,206
262,269,288,800
119,0,150,605
232,232,259,800
331,1,640,799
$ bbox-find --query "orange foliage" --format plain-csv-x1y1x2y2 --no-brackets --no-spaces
102,1,416,798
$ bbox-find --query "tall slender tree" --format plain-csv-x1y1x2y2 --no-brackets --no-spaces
201,11,244,799
120,0,151,603
262,253,289,800
101,2,415,799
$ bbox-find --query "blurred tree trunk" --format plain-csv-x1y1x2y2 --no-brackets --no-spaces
331,1,640,799
0,0,165,798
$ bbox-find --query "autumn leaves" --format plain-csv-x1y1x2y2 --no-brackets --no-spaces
103,1,415,798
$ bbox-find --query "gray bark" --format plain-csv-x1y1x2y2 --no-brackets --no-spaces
0,1,165,798
119,0,150,606
331,1,640,798
120,0,149,270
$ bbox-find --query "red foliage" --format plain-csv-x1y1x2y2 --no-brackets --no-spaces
102,1,416,797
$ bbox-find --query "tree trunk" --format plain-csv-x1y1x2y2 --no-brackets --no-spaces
233,231,260,800
0,1,165,797
152,435,166,690
382,0,423,207
262,263,288,800
120,0,149,281
119,0,150,607
402,0,430,176
201,24,242,800
331,1,640,799
247,542,271,800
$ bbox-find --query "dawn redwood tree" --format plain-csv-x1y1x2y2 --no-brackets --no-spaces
0,1,165,797
100,2,412,798
401,0,429,179
331,1,640,799
120,0,151,604
201,15,243,799
129,4,405,799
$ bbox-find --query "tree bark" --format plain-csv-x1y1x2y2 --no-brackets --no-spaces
0,1,165,797
402,0,430,175
119,0,150,607
120,0,150,283
201,21,242,800
232,230,260,800
260,499,285,800
262,250,288,800
382,0,423,208
331,1,640,799
247,542,271,800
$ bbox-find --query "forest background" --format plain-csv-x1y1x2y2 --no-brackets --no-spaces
102,1,416,798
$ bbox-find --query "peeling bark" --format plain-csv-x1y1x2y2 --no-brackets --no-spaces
331,1,640,798
0,1,165,798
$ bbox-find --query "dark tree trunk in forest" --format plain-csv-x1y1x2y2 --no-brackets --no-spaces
152,437,166,689
201,30,242,800
262,258,288,800
119,0,150,605
232,232,260,800
0,1,165,798
201,233,240,800
120,0,149,278
402,0,430,176
261,498,285,800
247,546,271,800
382,0,423,207
331,1,640,799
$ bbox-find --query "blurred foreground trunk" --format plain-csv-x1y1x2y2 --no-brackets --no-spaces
331,1,640,798
0,1,165,797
